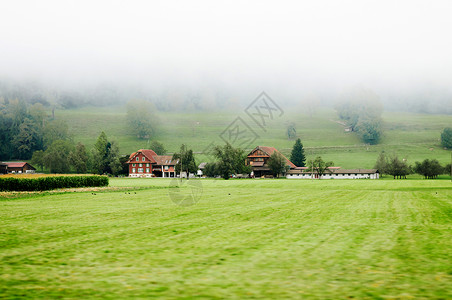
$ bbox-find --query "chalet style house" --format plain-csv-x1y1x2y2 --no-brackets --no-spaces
245,146,379,179
1,162,36,174
246,146,296,177
126,149,179,177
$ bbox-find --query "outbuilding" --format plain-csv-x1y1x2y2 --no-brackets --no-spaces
3,162,36,174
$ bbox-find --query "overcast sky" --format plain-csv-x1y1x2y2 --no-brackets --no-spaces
1,0,452,91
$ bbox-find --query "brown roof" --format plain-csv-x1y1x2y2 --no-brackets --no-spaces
287,168,378,174
153,155,178,166
249,146,297,168
334,169,379,174
127,149,157,164
4,162,36,170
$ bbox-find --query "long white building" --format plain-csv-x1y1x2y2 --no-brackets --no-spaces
287,167,380,179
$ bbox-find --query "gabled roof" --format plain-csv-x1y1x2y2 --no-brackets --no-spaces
127,149,157,164
248,146,296,168
153,155,178,166
334,169,379,174
4,162,35,169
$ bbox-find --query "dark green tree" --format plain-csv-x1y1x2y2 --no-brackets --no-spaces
213,143,251,180
290,138,306,167
43,140,75,173
356,119,383,145
92,131,121,175
12,118,40,159
306,156,334,178
69,142,90,174
149,140,166,155
268,151,289,177
335,87,384,144
374,152,388,174
31,150,45,171
441,127,452,148
413,159,443,179
203,162,220,178
444,164,451,177
386,155,410,179
172,144,197,178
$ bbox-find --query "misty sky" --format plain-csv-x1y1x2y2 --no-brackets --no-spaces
1,0,452,92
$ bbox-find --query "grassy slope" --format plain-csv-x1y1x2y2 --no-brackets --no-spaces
56,106,452,169
0,179,451,299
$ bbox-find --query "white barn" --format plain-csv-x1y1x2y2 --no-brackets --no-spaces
287,167,379,179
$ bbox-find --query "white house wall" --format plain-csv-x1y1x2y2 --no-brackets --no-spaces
287,173,379,179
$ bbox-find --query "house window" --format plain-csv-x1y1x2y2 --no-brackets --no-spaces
142,157,145,161
164,166,169,170
136,157,139,161
132,163,136,167
132,168,136,173
138,168,143,173
146,168,149,173
139,163,142,167
146,163,149,167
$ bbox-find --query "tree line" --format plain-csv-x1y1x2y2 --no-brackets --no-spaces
31,131,124,175
375,152,451,179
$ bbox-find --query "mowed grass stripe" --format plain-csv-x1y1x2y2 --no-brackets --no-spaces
0,179,451,299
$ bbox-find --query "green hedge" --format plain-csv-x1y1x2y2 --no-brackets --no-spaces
0,176,109,192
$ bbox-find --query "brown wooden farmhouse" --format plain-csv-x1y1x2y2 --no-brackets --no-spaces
2,162,36,174
246,146,296,177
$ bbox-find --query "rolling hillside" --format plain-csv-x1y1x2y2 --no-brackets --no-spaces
56,105,452,169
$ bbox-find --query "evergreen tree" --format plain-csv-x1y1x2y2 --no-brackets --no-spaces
290,138,306,167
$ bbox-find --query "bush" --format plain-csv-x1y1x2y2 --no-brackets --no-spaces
0,176,109,191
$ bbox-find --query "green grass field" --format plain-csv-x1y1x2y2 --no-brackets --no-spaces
55,105,452,169
1,179,451,299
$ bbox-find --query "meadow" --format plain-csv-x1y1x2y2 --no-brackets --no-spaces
1,178,451,299
56,105,452,169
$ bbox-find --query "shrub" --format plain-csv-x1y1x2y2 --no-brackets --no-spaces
0,175,108,191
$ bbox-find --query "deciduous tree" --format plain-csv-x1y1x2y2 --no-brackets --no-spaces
172,144,197,178
268,151,289,177
149,140,166,155
212,143,250,180
306,156,334,178
126,99,158,139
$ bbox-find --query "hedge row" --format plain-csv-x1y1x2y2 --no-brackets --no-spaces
0,176,109,191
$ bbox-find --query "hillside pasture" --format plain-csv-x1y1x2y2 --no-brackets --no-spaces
56,106,452,169
0,179,451,299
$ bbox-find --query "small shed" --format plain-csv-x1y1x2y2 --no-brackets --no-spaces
4,162,36,174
